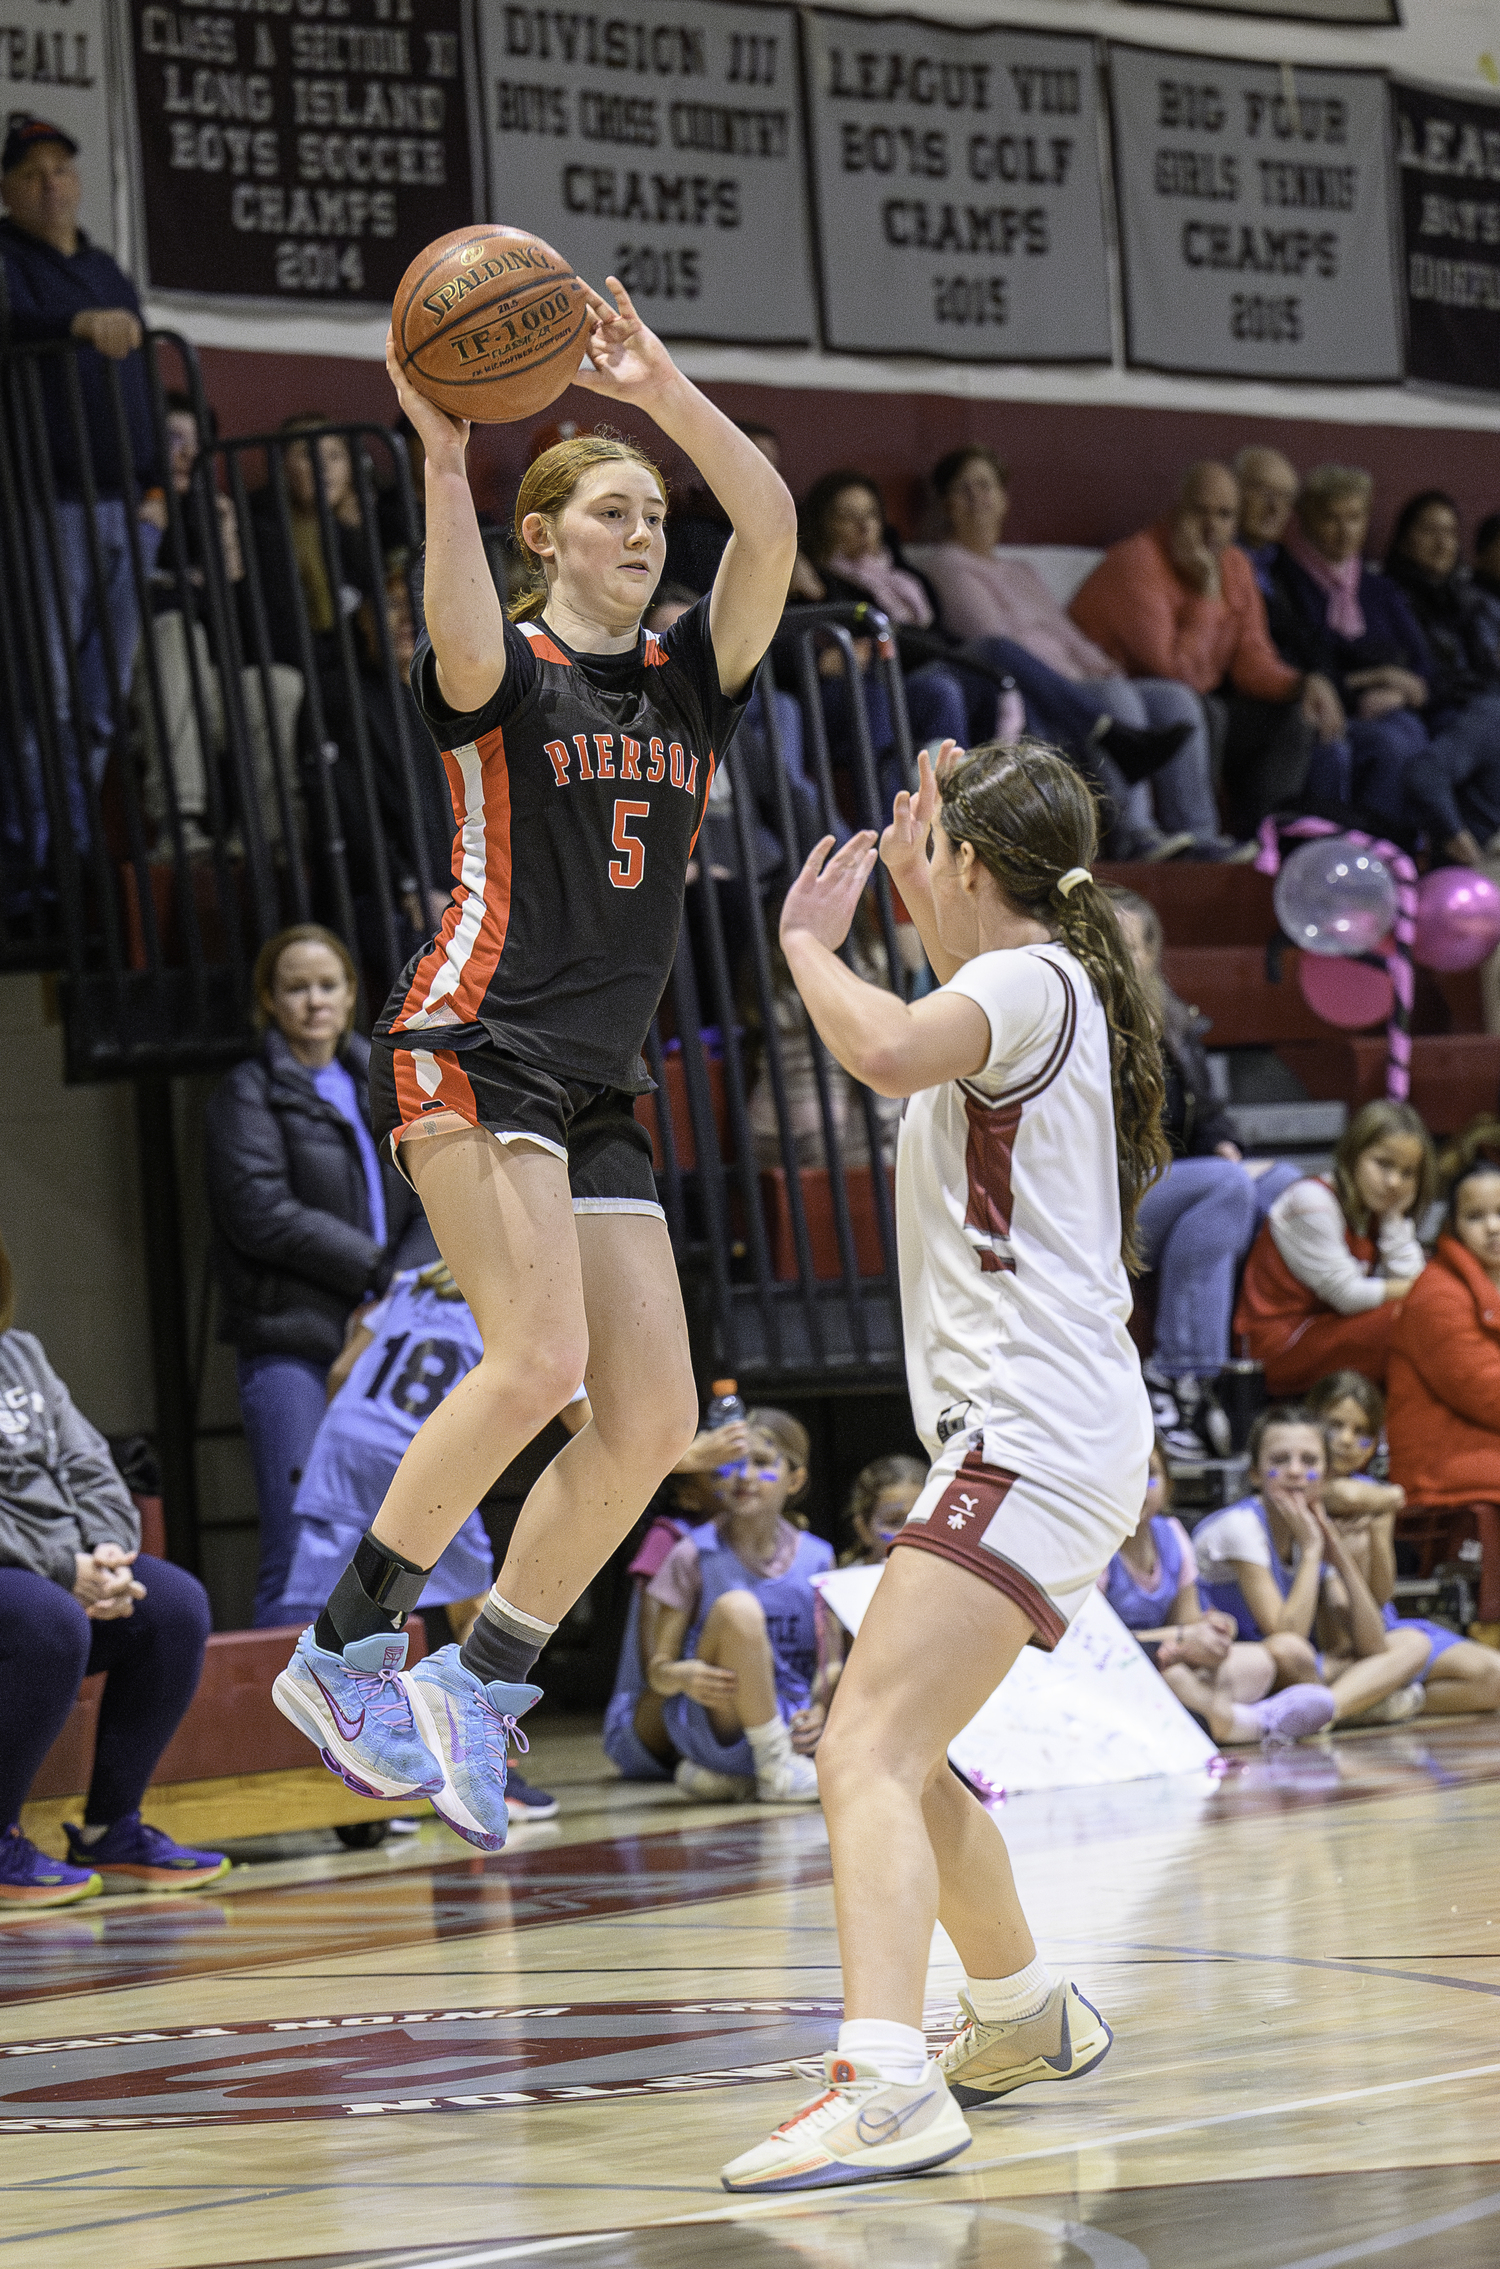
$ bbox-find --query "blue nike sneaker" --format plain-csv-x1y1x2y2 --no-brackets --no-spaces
272,1627,443,1801
402,1644,542,1851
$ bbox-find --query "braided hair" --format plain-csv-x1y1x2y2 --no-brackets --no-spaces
937,738,1169,1270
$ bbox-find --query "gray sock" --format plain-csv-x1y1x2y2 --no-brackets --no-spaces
459,1590,557,1688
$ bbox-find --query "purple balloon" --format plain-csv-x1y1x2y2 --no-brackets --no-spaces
1413,867,1500,973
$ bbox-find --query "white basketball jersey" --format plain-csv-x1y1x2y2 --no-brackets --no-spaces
897,941,1151,1537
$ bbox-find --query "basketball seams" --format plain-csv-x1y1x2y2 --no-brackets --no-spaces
402,268,584,361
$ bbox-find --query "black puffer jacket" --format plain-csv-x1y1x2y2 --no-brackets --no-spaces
205,1028,435,1365
1161,987,1237,1159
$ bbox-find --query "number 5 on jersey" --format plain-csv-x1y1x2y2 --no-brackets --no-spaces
610,798,650,889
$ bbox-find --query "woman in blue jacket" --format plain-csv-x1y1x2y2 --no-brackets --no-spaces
205,924,434,1624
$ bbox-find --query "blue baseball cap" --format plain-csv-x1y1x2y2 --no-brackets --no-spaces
3,115,79,175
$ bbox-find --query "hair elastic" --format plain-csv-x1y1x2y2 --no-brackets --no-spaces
1056,867,1091,898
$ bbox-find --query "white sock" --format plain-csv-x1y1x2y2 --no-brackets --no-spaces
964,1956,1052,2024
745,1715,790,1770
836,2017,928,2085
1227,1703,1266,1744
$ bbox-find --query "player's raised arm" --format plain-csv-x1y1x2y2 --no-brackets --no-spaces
575,279,797,693
384,328,507,715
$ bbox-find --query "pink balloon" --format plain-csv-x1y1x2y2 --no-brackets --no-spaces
1298,952,1394,1029
1414,867,1500,972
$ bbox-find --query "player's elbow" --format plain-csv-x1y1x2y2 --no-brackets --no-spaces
856,1039,916,1099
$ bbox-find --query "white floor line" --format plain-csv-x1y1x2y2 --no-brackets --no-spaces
1276,2188,1500,2269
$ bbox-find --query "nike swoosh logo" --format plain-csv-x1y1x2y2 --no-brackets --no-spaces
855,2090,937,2145
1041,2001,1072,2074
309,1666,363,1744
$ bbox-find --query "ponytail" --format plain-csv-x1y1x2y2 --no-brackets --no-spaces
937,738,1169,1270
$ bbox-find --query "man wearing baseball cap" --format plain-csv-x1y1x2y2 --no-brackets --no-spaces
0,114,162,864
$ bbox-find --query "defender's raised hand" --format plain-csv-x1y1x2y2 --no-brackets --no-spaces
780,833,879,956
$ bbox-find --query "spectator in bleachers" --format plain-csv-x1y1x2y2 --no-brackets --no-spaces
1309,1369,1500,1717
1101,1441,1333,1744
205,924,435,1626
1234,444,1301,600
600,1414,750,1785
1070,461,1345,838
838,1453,926,1566
1387,1145,1500,1639
1384,490,1500,864
666,420,791,595
794,469,1191,829
135,391,303,856
645,1409,833,1805
913,446,1232,859
747,909,903,1169
1193,1406,1430,1725
1111,886,1299,1457
0,115,164,865
1233,1101,1431,1396
1472,512,1500,627
0,1229,228,1907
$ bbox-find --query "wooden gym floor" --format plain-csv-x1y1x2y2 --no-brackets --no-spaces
3,1716,1499,2269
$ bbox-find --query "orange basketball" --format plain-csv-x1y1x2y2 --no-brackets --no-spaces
391,225,590,424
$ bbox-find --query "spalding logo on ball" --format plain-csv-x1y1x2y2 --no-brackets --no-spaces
392,225,590,423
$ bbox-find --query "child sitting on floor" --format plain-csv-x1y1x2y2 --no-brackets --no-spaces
1101,1442,1333,1746
1193,1407,1431,1726
646,1408,834,1806
1308,1369,1500,1717
838,1453,927,1567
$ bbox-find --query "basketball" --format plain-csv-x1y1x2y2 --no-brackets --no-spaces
391,224,590,424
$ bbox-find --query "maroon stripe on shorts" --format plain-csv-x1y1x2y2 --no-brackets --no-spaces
889,1452,1068,1651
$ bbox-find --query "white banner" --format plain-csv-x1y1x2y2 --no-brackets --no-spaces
1108,44,1402,382
0,0,115,248
475,0,817,345
802,10,1111,363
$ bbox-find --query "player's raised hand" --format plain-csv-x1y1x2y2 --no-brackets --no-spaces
880,745,945,888
384,327,469,466
780,833,878,955
575,278,677,406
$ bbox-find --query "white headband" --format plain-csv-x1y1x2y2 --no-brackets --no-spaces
1056,867,1091,898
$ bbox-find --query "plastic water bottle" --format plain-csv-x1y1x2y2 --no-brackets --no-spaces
704,1378,746,1431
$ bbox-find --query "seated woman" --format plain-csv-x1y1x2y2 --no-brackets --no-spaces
838,1453,927,1567
1113,887,1300,1454
1383,491,1500,864
645,1409,833,1805
1234,1100,1431,1397
1309,1368,1500,1717
1388,1148,1500,1703
1269,467,1500,858
1102,1442,1333,1745
793,469,1188,825
1192,1406,1431,1726
599,1414,751,1787
912,446,1232,858
0,1233,227,1907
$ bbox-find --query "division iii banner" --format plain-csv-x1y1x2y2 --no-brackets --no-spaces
802,9,1110,362
475,0,817,345
1393,78,1500,398
1108,44,1401,383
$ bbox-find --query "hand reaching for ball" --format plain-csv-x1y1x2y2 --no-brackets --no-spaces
575,278,677,407
384,326,469,468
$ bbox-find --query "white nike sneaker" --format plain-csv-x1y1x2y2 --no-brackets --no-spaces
721,2053,971,2192
938,1979,1112,2108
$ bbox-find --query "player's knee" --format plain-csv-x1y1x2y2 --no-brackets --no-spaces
481,1336,586,1430
599,1373,697,1476
704,1587,767,1641
1267,1633,1319,1686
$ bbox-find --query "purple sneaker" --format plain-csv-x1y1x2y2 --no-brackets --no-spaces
64,1814,229,1894
0,1824,102,1908
1251,1686,1336,1748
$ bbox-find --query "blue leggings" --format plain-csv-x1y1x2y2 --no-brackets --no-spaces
1137,1159,1301,1377
0,1557,211,1827
237,1353,331,1626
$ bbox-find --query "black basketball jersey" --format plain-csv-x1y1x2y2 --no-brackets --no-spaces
381,595,748,1090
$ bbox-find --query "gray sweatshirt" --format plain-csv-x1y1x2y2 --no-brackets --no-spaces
0,1331,139,1588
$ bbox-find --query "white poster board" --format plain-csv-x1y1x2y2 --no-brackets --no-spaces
816,1567,1218,1795
474,0,817,344
1108,44,1402,382
802,9,1111,362
0,0,116,250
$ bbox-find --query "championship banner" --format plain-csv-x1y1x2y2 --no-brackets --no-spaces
1108,44,1402,383
1118,0,1397,21
126,0,478,305
474,0,817,345
1,0,116,248
1393,78,1500,398
802,9,1110,362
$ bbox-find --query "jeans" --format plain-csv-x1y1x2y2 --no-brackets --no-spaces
0,1557,211,1827
1405,692,1500,847
1137,1157,1259,1376
1084,675,1220,845
237,1353,331,1626
1344,709,1426,827
7,501,160,866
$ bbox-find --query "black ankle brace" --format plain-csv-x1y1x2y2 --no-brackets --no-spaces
315,1533,429,1654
